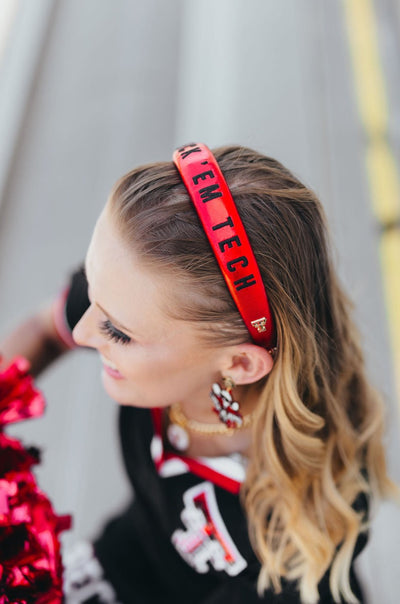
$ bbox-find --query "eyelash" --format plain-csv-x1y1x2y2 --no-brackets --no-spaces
99,319,131,345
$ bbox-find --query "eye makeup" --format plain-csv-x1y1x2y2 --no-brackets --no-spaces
99,319,131,345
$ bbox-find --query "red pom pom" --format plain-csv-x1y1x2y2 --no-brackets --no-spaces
0,357,45,427
0,358,71,603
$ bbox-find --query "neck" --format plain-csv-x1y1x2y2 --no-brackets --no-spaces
167,383,257,458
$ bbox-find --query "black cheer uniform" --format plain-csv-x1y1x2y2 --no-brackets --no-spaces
55,268,368,604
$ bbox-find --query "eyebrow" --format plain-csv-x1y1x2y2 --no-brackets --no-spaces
83,260,135,336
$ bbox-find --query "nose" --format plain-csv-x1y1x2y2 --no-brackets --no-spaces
72,305,100,349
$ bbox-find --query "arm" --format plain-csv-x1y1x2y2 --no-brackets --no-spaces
0,303,72,378
1,266,89,378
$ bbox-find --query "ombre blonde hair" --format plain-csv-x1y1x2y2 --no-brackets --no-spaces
108,145,397,603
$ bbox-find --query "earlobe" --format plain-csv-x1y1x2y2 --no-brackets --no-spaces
225,343,274,386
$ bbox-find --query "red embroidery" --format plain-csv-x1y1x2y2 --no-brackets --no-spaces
172,482,247,576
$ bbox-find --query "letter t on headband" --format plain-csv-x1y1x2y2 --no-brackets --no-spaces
173,143,276,349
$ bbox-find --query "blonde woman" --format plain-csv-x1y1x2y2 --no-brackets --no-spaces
1,144,396,603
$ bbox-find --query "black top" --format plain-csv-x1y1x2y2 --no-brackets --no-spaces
60,268,368,604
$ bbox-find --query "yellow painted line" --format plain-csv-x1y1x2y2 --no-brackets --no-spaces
380,231,400,400
343,0,400,409
344,0,387,134
366,141,400,225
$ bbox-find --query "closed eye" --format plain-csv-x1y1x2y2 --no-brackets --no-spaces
99,319,131,345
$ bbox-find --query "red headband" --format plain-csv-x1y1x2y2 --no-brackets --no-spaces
173,143,275,349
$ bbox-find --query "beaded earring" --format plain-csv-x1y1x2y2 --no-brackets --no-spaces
210,377,243,429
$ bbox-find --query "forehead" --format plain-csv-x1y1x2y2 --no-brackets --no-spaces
86,209,178,340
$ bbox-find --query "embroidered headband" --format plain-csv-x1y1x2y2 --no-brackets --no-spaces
173,143,276,349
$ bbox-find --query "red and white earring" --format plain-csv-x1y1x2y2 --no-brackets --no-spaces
210,377,243,429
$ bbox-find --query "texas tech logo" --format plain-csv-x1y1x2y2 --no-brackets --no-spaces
171,482,247,576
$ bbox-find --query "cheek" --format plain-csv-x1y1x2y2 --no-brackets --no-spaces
107,338,218,391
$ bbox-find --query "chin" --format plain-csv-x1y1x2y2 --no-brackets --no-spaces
101,372,141,407
102,371,126,400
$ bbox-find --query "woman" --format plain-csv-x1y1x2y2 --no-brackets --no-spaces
1,143,396,603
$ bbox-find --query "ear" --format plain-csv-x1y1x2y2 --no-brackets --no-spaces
222,343,274,386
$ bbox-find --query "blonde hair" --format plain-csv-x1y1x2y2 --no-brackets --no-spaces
108,145,397,603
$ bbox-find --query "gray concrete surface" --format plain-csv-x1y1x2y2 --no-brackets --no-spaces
0,0,399,601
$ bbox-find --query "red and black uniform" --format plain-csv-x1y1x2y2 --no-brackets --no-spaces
57,268,368,604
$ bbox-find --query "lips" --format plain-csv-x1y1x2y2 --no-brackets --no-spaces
101,355,124,380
